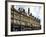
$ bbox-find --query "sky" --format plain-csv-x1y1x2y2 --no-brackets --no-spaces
14,5,42,20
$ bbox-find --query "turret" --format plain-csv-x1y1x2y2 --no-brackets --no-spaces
11,5,15,11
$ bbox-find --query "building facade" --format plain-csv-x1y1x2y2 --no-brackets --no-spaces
11,5,41,31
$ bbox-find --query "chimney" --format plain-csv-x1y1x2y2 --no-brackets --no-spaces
28,8,30,15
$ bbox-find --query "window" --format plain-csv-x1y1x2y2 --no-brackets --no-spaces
21,21,25,25
16,20,20,25
14,19,17,24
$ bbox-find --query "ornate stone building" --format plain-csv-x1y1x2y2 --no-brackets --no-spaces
11,5,41,31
